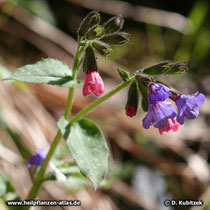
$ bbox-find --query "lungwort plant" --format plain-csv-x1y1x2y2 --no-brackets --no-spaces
3,11,205,208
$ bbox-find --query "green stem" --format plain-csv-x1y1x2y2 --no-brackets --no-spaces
24,131,62,201
24,46,134,209
70,77,135,125
23,44,85,208
64,44,85,118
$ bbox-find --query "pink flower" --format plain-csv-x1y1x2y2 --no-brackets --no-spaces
159,118,180,135
125,104,137,117
82,70,104,96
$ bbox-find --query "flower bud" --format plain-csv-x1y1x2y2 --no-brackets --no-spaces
117,68,130,82
104,15,124,34
125,81,139,117
83,46,98,73
138,81,149,112
135,75,150,112
99,32,130,45
135,75,150,87
78,11,100,39
86,25,104,40
140,61,188,75
163,62,188,74
141,97,148,112
92,41,112,57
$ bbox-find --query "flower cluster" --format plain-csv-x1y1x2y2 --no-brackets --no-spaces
144,83,205,134
126,81,205,134
80,11,130,97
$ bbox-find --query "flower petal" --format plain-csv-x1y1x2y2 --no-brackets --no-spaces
143,102,177,130
83,71,104,96
176,92,205,124
143,111,153,129
148,83,172,105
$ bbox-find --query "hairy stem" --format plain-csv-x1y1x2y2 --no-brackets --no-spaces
24,131,62,202
70,77,135,125
64,44,85,118
23,44,84,208
24,46,134,209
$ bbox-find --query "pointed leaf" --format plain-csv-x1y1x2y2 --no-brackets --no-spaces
58,117,109,189
100,32,130,45
135,61,188,75
4,58,79,87
117,68,130,82
138,61,170,75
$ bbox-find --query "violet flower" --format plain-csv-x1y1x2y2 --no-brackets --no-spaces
82,70,104,96
27,148,47,168
175,92,205,125
143,101,177,129
148,82,172,105
159,118,180,135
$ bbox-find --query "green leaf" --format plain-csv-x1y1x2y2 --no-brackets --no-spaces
4,58,80,87
0,65,30,93
136,61,188,75
140,61,170,75
58,117,109,189
117,68,130,82
99,32,130,45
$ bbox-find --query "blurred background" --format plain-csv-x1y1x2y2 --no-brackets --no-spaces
0,0,210,209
